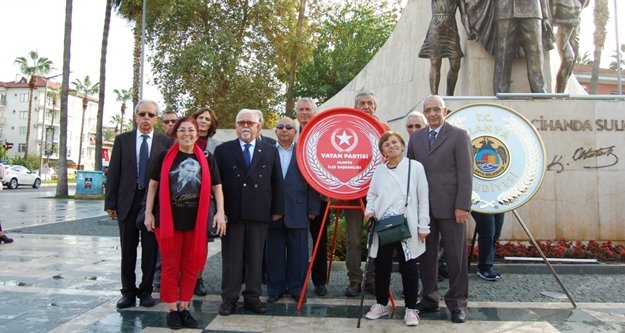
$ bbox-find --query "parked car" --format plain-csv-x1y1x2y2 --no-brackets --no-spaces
2,165,41,189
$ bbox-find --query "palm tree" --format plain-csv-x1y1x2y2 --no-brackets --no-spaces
577,51,594,65
95,0,115,172
285,0,308,118
590,0,610,94
45,88,60,165
57,0,73,198
113,87,133,134
14,51,53,157
103,128,116,142
72,75,100,170
109,114,122,133
609,44,625,70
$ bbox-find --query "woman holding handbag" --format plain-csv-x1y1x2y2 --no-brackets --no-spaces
364,131,430,326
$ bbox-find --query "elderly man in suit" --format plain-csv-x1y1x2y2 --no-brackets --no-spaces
265,117,320,303
215,109,284,316
105,99,172,309
295,98,329,297
407,95,472,323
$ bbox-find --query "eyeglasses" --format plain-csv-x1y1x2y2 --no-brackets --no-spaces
423,106,444,114
406,124,423,129
163,119,177,124
138,112,157,118
276,124,294,130
236,120,258,127
177,128,196,133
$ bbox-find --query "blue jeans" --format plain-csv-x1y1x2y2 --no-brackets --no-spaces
471,212,504,271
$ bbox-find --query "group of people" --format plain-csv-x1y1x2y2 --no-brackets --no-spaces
104,93,504,329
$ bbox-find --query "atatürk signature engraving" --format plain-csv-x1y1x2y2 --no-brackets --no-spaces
547,146,619,173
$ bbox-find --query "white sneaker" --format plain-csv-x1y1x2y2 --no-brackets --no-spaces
365,304,389,320
404,308,420,326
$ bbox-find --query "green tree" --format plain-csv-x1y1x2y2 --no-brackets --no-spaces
14,51,53,157
293,1,399,103
113,87,133,134
577,51,593,65
103,128,116,142
609,44,625,70
57,0,73,197
147,0,298,127
590,0,610,93
72,75,100,170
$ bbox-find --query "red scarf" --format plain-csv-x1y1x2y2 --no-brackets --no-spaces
156,144,211,273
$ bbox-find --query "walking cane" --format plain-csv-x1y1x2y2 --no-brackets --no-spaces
357,217,376,328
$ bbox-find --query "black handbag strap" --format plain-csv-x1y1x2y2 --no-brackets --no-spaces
404,159,411,209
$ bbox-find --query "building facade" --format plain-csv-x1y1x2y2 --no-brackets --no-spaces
0,76,98,171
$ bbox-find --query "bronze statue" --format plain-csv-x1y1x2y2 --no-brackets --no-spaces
466,0,555,94
551,0,590,93
419,0,475,96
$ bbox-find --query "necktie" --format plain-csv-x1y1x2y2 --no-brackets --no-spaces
243,143,252,167
428,130,437,149
138,135,149,189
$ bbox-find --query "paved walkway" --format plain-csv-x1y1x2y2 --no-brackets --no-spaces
1,190,624,332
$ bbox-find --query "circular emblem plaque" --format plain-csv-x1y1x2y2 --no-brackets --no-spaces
447,104,546,214
297,108,386,200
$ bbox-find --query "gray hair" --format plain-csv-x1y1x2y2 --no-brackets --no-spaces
134,99,160,115
407,111,427,122
354,91,376,107
236,108,262,123
296,97,317,112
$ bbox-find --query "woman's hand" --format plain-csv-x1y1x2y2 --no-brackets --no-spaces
418,232,428,243
144,212,155,232
213,211,227,236
365,212,375,220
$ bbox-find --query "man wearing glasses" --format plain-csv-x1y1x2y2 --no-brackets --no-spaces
214,109,284,316
407,95,472,323
161,111,179,135
105,100,172,309
405,111,428,137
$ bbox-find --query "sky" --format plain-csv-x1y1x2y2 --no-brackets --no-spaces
0,0,623,123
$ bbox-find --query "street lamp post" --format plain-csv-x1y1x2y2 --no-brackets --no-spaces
38,73,64,178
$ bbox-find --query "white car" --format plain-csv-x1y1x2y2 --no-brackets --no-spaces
2,165,41,189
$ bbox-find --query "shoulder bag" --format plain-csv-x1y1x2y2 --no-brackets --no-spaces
374,160,412,246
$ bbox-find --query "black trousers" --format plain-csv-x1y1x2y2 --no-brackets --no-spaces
117,189,158,297
221,219,268,301
309,200,328,286
374,241,419,309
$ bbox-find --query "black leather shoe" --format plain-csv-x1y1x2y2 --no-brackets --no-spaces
451,309,466,323
139,294,155,307
116,295,136,309
344,283,361,297
166,311,182,329
178,309,198,328
243,298,267,314
0,235,14,243
415,302,440,313
267,295,282,303
314,285,328,296
194,278,208,296
219,299,236,316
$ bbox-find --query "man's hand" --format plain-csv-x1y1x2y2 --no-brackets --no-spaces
106,209,117,220
144,212,155,232
455,208,470,224
272,214,282,221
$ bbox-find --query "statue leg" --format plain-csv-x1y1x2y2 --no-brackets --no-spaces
493,19,515,94
519,19,545,93
429,59,442,95
555,25,576,93
446,58,461,96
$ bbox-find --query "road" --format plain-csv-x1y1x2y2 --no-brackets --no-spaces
0,184,105,230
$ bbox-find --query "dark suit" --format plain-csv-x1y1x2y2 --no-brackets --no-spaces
266,145,320,298
407,122,472,312
214,139,284,302
105,130,171,297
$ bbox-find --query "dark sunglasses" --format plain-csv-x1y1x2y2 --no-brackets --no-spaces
276,124,294,130
406,124,423,129
163,119,177,124
236,120,258,127
138,112,157,118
